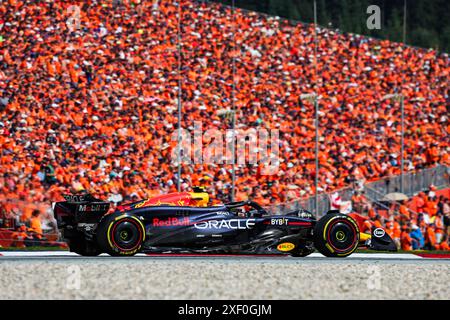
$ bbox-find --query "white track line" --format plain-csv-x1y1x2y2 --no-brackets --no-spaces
0,251,423,259
0,251,145,257
0,251,79,257
311,252,421,259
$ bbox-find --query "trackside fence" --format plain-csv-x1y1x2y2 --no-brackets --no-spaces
364,165,449,201
268,165,450,217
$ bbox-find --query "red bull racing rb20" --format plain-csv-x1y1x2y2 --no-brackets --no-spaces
53,189,397,257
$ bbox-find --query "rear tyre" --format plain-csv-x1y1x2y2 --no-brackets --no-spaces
67,237,101,256
96,213,145,256
313,213,359,257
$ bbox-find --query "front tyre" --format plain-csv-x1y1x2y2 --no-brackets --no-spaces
313,213,359,257
96,213,145,256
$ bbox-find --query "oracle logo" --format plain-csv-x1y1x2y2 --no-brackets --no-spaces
194,219,256,230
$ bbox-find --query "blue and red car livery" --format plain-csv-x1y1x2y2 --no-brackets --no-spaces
53,189,397,257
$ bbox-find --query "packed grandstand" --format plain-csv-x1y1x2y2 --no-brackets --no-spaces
0,0,449,251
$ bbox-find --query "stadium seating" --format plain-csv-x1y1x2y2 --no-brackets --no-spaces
0,1,449,250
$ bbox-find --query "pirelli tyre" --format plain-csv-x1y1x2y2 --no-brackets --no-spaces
313,213,360,257
96,213,146,256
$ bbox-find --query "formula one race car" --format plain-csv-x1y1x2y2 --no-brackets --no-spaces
53,189,397,257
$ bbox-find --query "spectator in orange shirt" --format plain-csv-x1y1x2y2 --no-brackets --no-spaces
415,193,426,213
425,224,437,250
438,234,450,251
373,215,383,229
399,201,410,221
433,213,445,244
29,209,42,238
424,196,439,217
401,225,413,251
11,225,32,248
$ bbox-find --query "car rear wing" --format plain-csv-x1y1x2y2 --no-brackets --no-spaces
53,193,110,226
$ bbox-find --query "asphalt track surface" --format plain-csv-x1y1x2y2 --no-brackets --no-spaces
0,253,449,299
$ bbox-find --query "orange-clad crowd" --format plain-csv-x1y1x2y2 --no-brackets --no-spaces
351,187,450,251
0,1,449,248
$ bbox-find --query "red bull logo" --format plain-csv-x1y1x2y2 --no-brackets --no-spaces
152,217,190,227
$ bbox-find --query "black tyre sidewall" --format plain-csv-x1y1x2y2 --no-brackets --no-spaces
96,213,145,256
313,214,360,257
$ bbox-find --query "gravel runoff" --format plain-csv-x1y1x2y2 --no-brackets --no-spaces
0,259,449,300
